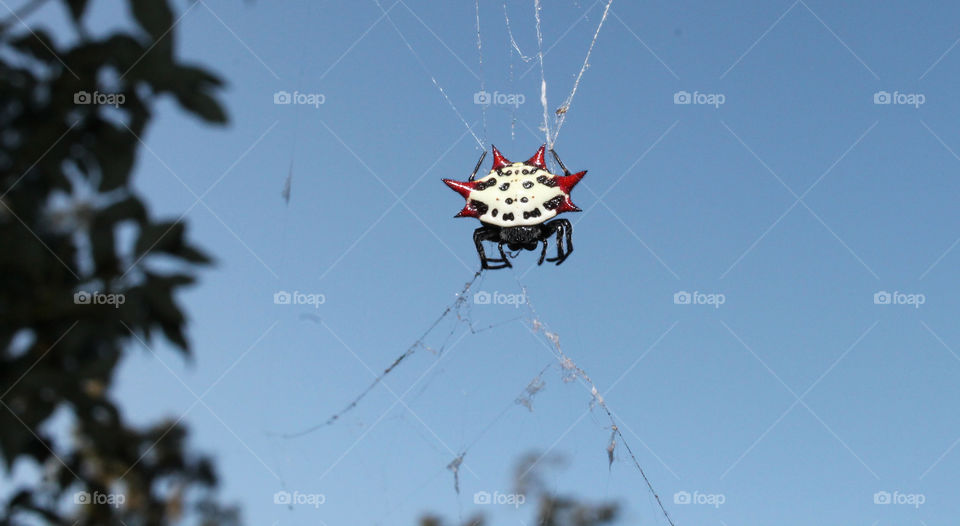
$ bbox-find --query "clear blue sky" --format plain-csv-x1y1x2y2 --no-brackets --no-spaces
37,0,960,524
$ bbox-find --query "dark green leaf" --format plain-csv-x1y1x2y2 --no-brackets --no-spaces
101,33,148,69
9,30,59,62
175,90,228,124
160,321,188,350
66,0,90,22
170,64,224,90
135,221,184,256
178,244,213,264
130,0,174,42
96,196,148,226
95,122,137,191
90,223,117,272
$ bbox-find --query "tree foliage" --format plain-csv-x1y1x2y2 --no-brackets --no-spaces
420,454,619,526
0,0,233,524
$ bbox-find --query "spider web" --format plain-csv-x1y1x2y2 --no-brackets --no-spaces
283,268,675,525
280,2,675,525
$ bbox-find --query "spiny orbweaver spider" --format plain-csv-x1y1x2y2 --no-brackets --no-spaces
443,145,585,269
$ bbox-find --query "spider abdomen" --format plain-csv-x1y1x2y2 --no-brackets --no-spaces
443,145,585,269
470,166,564,227
443,145,585,228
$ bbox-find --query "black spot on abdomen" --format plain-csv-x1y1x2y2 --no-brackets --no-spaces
543,195,564,210
470,199,489,215
523,208,542,220
502,212,515,221
537,175,558,187
474,179,496,190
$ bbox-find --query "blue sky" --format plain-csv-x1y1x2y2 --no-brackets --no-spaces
26,0,960,524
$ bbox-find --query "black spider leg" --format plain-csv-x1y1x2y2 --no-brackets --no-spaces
550,149,571,176
498,241,512,264
467,150,487,181
544,219,574,265
473,226,512,269
537,238,549,265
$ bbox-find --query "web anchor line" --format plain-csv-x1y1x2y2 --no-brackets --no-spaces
518,0,615,149
372,0,485,149
503,2,525,139
533,0,551,146
444,360,553,496
282,270,484,438
550,0,614,149
520,280,677,526
504,2,535,62
476,0,488,144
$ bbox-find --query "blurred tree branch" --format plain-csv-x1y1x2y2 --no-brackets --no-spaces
0,0,52,30
0,0,234,524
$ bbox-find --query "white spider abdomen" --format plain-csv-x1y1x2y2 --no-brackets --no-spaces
469,163,564,227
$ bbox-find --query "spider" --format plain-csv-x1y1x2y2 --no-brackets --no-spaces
443,145,586,269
